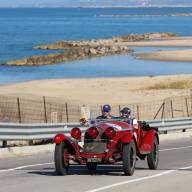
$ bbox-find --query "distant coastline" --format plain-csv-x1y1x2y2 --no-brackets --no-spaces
100,13,192,17
1,6,192,9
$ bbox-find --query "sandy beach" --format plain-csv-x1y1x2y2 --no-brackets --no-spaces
116,37,192,62
121,36,192,47
0,75,191,105
122,37,192,62
136,49,192,62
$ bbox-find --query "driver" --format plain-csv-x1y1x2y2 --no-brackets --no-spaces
120,107,138,129
96,104,115,119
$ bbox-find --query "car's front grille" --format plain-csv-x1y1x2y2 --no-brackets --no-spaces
83,141,107,153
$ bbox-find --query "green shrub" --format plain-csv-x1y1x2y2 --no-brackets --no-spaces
148,80,192,90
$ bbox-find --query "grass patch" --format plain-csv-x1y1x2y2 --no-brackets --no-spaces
148,80,192,90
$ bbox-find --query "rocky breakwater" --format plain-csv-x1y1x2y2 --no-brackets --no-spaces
5,32,176,66
35,32,176,50
6,45,132,66
112,32,176,42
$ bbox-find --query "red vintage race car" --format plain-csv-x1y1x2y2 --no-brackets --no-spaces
54,119,159,176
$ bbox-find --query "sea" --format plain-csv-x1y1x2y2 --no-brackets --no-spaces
0,7,192,84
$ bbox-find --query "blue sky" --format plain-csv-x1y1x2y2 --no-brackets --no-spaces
0,0,54,5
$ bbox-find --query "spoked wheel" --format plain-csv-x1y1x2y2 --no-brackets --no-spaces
147,137,159,170
123,141,136,176
55,142,69,175
86,162,97,174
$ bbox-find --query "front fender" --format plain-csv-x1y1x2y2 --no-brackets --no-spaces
54,133,69,144
140,130,156,154
54,133,78,155
121,131,133,143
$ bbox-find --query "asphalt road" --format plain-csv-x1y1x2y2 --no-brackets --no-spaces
0,138,192,192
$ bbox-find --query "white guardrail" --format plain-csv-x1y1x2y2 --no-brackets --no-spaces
0,118,192,141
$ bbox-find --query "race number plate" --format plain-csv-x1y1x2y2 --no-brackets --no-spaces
87,158,102,163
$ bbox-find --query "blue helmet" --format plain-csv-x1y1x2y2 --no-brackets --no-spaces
102,104,111,112
120,107,131,115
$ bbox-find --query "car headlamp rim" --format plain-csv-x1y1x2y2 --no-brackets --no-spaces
71,127,81,139
87,127,99,139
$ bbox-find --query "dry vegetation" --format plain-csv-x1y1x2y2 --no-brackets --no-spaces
148,80,192,90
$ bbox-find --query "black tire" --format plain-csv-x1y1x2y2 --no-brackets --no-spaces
123,141,136,176
86,162,97,173
147,137,159,170
55,142,69,175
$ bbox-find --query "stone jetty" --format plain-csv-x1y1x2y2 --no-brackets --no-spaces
5,32,176,66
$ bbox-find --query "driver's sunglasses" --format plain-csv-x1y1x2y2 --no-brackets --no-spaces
103,110,110,113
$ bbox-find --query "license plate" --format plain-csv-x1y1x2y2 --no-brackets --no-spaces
87,157,102,163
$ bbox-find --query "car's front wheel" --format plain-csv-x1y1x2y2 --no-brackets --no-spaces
55,142,69,175
123,141,136,176
147,137,159,170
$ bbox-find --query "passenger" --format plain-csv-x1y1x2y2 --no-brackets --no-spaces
96,104,115,119
120,107,138,129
